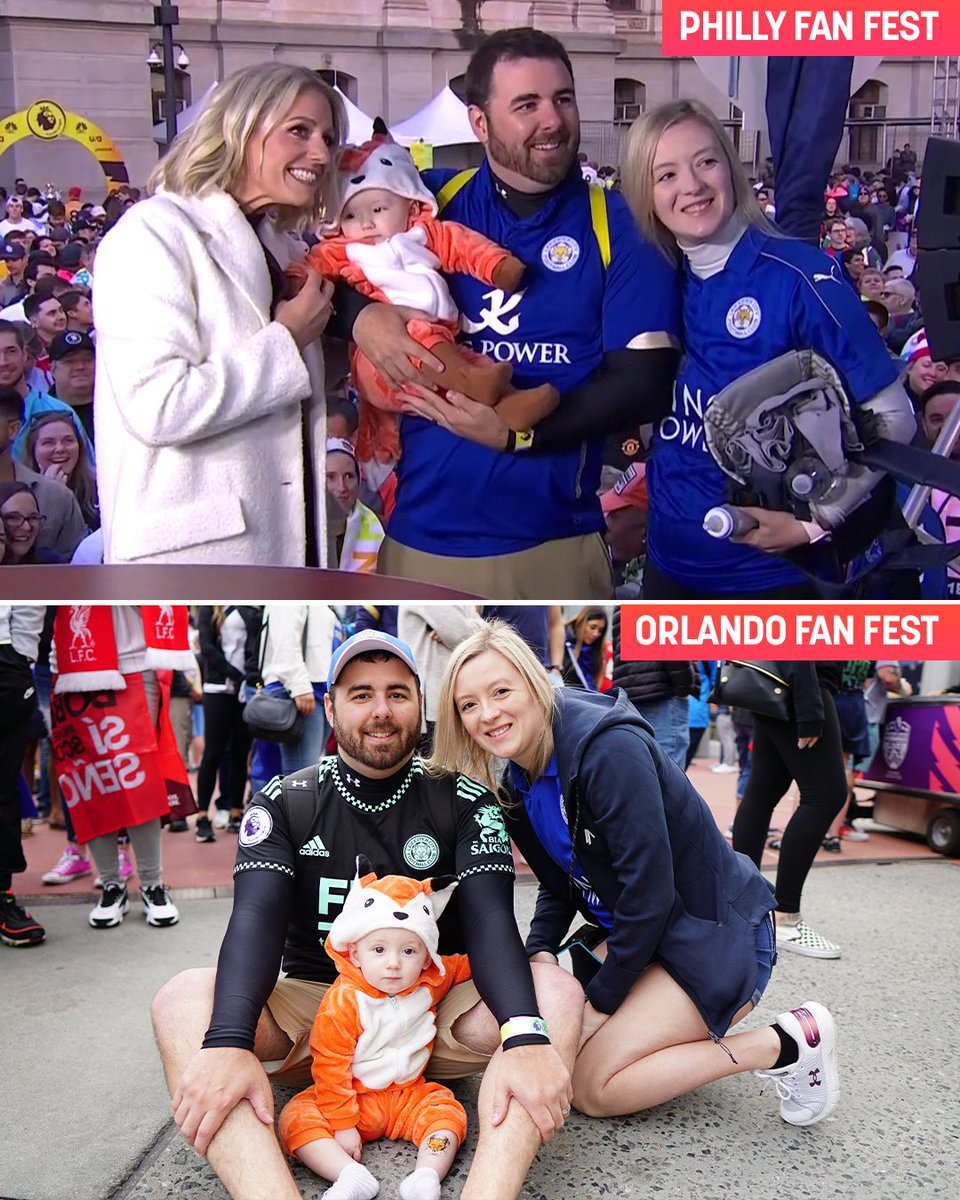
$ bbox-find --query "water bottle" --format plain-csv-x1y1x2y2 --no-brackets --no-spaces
702,505,760,539
786,457,832,502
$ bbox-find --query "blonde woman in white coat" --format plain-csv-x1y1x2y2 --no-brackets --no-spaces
95,64,431,568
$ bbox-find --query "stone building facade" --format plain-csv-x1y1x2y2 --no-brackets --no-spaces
0,0,938,193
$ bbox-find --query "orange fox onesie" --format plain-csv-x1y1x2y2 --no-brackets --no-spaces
278,872,471,1158
296,128,559,465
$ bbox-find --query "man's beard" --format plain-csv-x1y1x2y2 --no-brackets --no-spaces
331,711,421,773
486,119,579,188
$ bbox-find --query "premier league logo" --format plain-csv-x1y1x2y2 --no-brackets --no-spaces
239,806,274,847
882,715,911,771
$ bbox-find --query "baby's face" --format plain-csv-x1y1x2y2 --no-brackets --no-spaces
349,928,429,995
339,188,414,243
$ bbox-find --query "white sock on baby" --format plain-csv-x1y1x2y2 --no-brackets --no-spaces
398,1166,442,1200
326,1160,380,1200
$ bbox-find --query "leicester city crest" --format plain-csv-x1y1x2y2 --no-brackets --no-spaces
403,833,440,870
541,235,580,272
725,296,762,339
882,715,911,771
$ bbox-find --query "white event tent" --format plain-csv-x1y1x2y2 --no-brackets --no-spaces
333,86,376,144
390,84,479,147
153,82,378,146
152,81,218,144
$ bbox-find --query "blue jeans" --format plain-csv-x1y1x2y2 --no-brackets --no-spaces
636,696,690,771
279,704,330,775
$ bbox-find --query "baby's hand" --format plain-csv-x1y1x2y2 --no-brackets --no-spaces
334,1126,362,1161
491,254,525,293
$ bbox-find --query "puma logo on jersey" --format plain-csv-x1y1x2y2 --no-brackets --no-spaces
813,270,840,284
299,835,330,857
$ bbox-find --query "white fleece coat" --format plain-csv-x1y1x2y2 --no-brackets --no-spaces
93,189,327,565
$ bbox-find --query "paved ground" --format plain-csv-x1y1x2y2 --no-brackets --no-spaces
5,855,959,1200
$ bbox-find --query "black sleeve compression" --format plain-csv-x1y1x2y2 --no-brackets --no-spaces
532,347,680,451
457,870,542,1031
325,282,374,342
201,869,295,1051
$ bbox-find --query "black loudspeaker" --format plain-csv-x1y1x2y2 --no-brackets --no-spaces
917,136,960,362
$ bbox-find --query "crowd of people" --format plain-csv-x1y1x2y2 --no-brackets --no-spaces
0,32,954,596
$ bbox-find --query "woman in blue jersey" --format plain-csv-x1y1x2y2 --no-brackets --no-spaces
429,621,841,1131
620,99,916,599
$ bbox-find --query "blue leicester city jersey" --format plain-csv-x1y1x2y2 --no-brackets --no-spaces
646,225,901,592
386,163,682,558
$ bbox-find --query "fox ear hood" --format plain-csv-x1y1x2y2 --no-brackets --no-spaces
330,124,438,229
326,863,458,975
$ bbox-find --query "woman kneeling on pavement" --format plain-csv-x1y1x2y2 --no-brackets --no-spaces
429,621,840,1128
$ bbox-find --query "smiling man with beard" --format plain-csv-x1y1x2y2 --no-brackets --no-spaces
151,630,581,1200
379,26,682,599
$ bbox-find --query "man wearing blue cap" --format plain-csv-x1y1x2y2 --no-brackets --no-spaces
151,631,580,1200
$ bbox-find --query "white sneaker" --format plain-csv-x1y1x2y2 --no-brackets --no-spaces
711,763,737,774
89,883,129,928
776,920,841,959
755,1001,839,1126
212,810,230,830
141,884,180,927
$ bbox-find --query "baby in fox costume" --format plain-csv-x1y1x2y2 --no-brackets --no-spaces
294,123,559,466
278,870,472,1200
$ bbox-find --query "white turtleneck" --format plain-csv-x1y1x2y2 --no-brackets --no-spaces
676,212,750,280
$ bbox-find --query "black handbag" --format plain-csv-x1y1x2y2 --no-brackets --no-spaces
242,689,303,744
241,616,305,744
710,661,792,723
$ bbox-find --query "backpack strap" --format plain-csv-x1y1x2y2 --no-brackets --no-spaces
436,168,478,214
588,184,611,269
280,763,325,854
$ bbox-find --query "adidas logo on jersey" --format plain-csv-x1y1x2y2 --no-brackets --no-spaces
299,835,330,857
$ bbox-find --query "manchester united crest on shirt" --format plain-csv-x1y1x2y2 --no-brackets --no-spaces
725,296,762,339
541,235,580,272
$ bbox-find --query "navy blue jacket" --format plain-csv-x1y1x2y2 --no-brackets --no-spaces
505,688,776,1035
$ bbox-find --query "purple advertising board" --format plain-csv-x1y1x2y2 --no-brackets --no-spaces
862,698,960,795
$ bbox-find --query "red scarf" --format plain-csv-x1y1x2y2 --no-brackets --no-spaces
54,606,194,694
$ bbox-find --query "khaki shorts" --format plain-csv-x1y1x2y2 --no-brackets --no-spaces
264,976,490,1088
378,532,614,600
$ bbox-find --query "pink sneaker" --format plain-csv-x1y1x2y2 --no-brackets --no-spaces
118,847,134,881
94,848,135,889
41,845,93,885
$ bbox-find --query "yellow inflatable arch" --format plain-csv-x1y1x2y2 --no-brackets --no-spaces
0,99,130,191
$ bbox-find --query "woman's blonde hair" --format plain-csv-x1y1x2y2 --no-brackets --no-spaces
620,97,777,261
426,620,557,794
148,62,346,231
